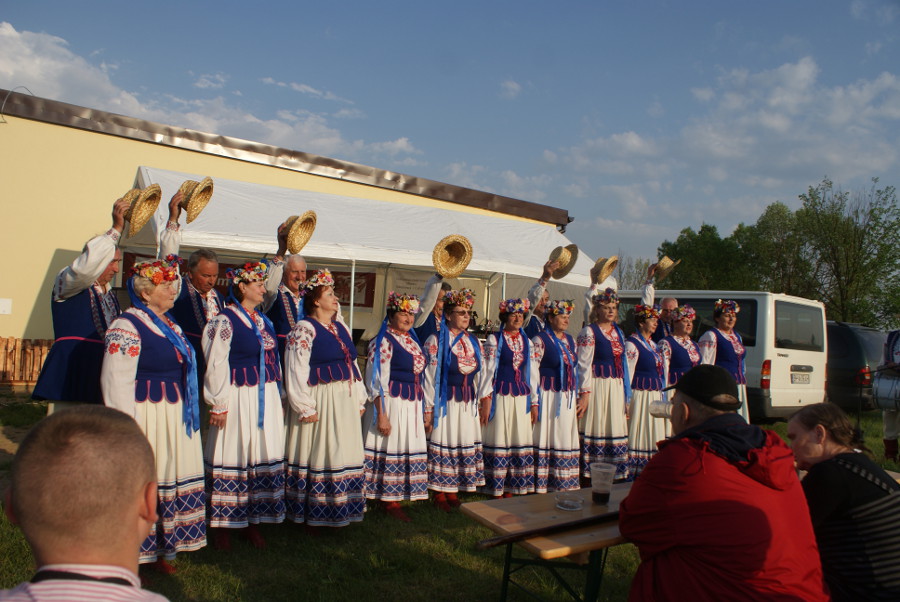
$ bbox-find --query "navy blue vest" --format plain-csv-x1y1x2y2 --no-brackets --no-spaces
629,334,663,391
523,316,545,338
120,312,185,403
445,334,482,402
265,286,302,361
651,320,673,344
493,332,532,396
712,329,747,385
167,276,224,377
661,335,700,386
589,323,624,379
537,330,576,393
414,313,441,349
33,286,120,403
305,318,361,386
385,332,423,401
221,307,281,387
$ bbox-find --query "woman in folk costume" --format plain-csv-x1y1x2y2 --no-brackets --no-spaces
623,304,668,477
423,289,486,512
531,300,580,493
698,299,750,422
575,288,631,481
658,304,701,387
284,269,367,528
101,255,205,574
202,261,285,550
480,298,539,497
363,292,430,522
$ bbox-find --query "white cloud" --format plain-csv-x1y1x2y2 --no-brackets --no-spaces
500,79,521,99
692,87,715,102
261,76,353,104
647,100,664,118
194,73,227,90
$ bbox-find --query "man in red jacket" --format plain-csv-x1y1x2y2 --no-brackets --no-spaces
619,365,828,601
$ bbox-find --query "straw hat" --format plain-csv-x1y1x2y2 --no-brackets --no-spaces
283,211,317,254
590,255,619,285
432,234,473,278
548,244,579,280
178,177,214,223
655,255,682,282
123,185,161,237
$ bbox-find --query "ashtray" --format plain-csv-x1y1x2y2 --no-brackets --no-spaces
555,492,584,511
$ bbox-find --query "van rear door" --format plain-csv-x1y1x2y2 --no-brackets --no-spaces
768,300,827,411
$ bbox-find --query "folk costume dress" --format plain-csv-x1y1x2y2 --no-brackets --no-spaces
576,323,631,480
624,334,668,476
412,274,445,347
363,327,429,501
522,277,548,339
480,329,540,496
424,330,486,493
531,329,580,492
101,304,206,563
699,328,750,422
658,335,701,387
203,304,286,527
34,228,121,404
263,257,303,364
284,317,367,527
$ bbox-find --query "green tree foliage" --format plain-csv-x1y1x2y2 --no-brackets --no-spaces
795,177,899,327
654,177,899,329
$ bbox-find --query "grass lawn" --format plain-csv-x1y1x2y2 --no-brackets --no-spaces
0,395,895,601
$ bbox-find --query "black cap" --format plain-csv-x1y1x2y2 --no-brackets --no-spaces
663,364,742,411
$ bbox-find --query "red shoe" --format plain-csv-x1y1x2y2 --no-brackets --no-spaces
445,493,462,508
212,529,232,552
384,501,412,522
433,492,452,513
152,559,177,575
245,524,266,549
501,492,514,498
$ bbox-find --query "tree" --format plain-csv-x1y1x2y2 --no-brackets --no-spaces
657,224,756,290
795,177,900,326
614,255,652,290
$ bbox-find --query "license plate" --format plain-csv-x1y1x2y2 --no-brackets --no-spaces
791,373,810,385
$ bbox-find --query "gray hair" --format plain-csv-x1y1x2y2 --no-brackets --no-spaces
132,276,156,299
188,248,219,272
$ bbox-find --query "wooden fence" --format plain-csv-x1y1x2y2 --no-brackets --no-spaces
0,337,53,386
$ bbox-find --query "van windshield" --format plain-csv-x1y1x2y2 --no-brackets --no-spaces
617,297,757,347
775,301,825,352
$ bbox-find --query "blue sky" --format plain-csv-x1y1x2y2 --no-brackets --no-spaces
2,1,898,261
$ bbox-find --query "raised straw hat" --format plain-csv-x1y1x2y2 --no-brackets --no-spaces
590,255,619,285
178,177,214,223
123,185,161,237
432,234,473,278
655,255,682,282
283,211,317,254
548,244,579,280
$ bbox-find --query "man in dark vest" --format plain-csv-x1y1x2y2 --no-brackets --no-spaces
264,224,307,362
33,198,128,411
413,275,450,345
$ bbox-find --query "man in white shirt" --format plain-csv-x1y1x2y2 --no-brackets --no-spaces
2,406,168,601
32,199,128,410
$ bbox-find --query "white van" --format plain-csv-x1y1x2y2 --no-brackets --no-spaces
617,290,828,422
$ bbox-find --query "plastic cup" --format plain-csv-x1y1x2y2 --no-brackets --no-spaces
589,462,616,504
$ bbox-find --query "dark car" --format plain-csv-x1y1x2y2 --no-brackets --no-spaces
826,321,886,412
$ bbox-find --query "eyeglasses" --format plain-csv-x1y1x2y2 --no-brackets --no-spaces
449,310,471,316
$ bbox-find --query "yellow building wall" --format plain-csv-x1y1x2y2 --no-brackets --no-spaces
0,115,537,339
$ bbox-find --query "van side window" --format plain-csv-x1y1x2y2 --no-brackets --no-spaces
617,297,757,346
775,301,825,352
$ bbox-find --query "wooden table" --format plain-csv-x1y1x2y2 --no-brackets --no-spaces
461,483,631,601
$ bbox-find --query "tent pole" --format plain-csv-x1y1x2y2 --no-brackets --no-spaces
349,259,357,333
502,272,507,299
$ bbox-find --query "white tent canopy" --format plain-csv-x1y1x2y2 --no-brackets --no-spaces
122,166,596,337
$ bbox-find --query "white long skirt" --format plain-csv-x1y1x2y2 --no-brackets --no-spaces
362,395,428,501
737,383,750,422
428,399,485,493
285,380,366,527
578,376,629,480
533,389,580,493
482,394,536,496
627,389,669,478
135,398,206,563
205,381,286,528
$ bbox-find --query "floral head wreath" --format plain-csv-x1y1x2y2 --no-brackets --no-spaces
714,299,740,315
386,291,420,314
131,254,182,285
590,287,619,306
443,288,475,310
672,304,697,321
498,298,530,314
546,299,575,316
227,261,268,284
302,268,335,295
633,304,661,320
